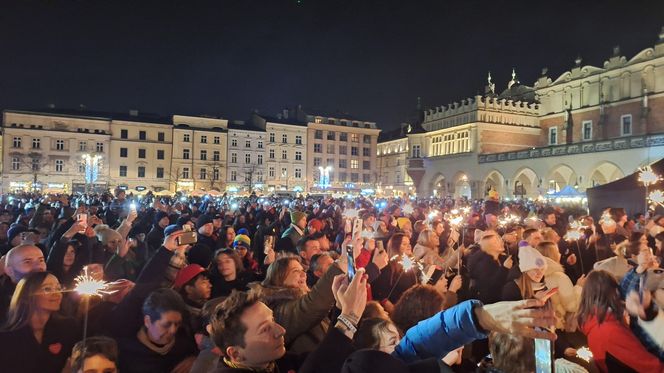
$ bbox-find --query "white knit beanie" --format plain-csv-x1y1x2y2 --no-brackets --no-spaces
518,245,548,272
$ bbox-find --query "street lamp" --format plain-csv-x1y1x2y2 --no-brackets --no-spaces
82,154,102,193
318,166,332,189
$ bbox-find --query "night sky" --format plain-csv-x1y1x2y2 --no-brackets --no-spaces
1,0,663,130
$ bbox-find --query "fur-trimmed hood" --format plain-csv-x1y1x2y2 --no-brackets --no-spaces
247,282,306,306
544,257,565,276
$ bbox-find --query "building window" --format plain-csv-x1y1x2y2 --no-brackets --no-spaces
351,146,360,156
282,134,288,143
363,174,371,183
120,148,128,158
582,120,592,141
11,157,19,171
213,151,220,161
339,145,347,155
258,141,263,149
268,167,275,178
269,133,275,142
313,157,321,167
31,158,40,171
157,167,164,178
121,129,128,139
351,173,359,182
280,168,287,178
412,145,421,158
138,167,145,178
231,139,237,147
183,134,190,142
295,135,302,145
269,149,275,159
339,159,347,169
138,149,146,159
339,172,347,182
314,130,323,139
158,132,165,142
327,144,335,154
282,150,288,160
231,153,237,163
32,138,41,149
200,168,207,180
182,167,190,179
157,150,165,160
96,142,104,152
340,133,348,141
549,127,558,145
213,168,220,180
363,161,370,170
139,131,146,140
363,147,370,156
183,149,190,159
201,135,207,144
363,135,371,144
327,131,336,140
79,164,85,173
351,134,359,142
351,159,359,169
12,137,21,148
295,151,302,161
314,143,322,153
294,168,301,179
257,154,263,164
245,153,251,164
79,141,87,151
213,136,220,144
245,140,251,148
119,166,127,177
256,171,263,182
621,114,632,136
54,139,65,150
200,150,207,161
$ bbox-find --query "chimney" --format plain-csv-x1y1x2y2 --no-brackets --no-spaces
129,109,139,117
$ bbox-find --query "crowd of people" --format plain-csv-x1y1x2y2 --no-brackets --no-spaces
0,188,662,372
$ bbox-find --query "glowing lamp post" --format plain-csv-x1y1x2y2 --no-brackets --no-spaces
82,153,102,194
318,166,332,190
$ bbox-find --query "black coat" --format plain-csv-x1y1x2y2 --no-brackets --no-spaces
371,262,419,304
118,330,197,373
467,251,509,305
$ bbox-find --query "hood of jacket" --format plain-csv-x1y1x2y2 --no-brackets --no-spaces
544,257,564,276
247,282,305,307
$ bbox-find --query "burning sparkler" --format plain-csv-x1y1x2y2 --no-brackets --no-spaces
576,346,593,362
649,190,664,207
74,266,116,346
638,166,661,187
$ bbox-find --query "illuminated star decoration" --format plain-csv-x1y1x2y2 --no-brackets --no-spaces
649,190,664,207
402,204,414,215
600,210,616,226
427,210,440,221
498,213,521,228
391,254,423,273
74,266,116,297
638,166,662,187
576,346,593,363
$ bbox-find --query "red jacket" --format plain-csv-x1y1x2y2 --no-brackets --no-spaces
581,312,664,373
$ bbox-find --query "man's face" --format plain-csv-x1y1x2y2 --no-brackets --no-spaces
198,223,214,237
213,218,222,229
502,231,518,245
527,232,543,248
42,210,54,224
296,216,307,230
480,235,504,256
79,355,117,373
158,217,170,229
316,235,331,251
313,255,334,278
7,246,46,283
185,275,212,303
232,302,286,367
544,214,556,225
300,240,321,263
144,311,182,345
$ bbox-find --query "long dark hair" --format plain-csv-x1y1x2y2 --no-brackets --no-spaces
4,271,55,331
210,248,244,279
576,270,624,327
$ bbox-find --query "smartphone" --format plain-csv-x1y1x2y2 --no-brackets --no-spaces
344,218,352,234
176,230,198,245
427,266,445,285
534,331,554,373
264,235,275,254
77,213,88,233
346,244,356,280
538,287,559,303
352,218,363,241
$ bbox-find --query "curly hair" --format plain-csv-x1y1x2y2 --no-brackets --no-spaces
390,284,444,334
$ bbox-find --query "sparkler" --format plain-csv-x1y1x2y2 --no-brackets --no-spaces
402,204,414,215
74,266,115,345
576,346,593,362
386,254,423,300
639,166,662,216
649,190,664,207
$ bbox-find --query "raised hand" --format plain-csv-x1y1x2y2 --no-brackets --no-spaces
474,298,557,340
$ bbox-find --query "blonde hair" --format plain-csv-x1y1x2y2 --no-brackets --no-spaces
535,241,559,260
515,274,536,299
416,229,438,248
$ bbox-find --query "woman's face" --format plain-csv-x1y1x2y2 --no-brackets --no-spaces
399,238,412,256
526,268,545,283
377,323,400,354
63,245,76,267
106,237,121,252
35,274,63,313
78,354,117,373
217,254,237,278
282,260,308,291
226,228,236,243
430,233,440,248
236,246,248,259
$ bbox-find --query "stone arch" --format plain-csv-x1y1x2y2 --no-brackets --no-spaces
546,164,577,192
452,171,472,199
430,172,447,197
588,161,624,187
484,170,505,197
512,167,539,198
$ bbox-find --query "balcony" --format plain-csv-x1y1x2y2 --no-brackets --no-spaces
478,133,664,163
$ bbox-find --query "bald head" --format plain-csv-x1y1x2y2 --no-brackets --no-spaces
5,244,46,283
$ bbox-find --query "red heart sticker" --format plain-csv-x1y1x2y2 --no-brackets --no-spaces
48,343,62,355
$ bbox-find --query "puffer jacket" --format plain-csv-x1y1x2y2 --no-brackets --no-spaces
543,257,581,331
248,263,343,354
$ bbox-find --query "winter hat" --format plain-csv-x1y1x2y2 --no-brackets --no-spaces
236,228,249,236
7,225,29,245
196,214,214,229
154,211,169,225
233,234,251,249
187,244,213,269
173,264,207,289
396,217,411,230
175,215,192,227
307,218,325,232
290,210,307,225
164,224,182,237
518,245,548,272
94,225,123,246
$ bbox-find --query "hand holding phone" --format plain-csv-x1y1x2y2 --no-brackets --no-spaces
77,213,88,234
346,244,356,280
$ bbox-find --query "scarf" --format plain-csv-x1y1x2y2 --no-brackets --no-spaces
136,327,175,355
222,357,276,372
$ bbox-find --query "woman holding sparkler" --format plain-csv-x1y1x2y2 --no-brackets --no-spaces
0,271,79,373
371,233,420,309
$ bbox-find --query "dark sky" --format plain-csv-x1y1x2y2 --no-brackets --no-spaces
1,0,663,130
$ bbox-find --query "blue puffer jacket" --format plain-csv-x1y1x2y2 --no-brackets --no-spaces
393,299,486,363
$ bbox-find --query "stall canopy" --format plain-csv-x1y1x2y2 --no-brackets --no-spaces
586,158,664,219
549,185,585,198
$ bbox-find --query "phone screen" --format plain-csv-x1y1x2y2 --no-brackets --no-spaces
534,336,553,373
346,244,356,280
77,213,88,233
